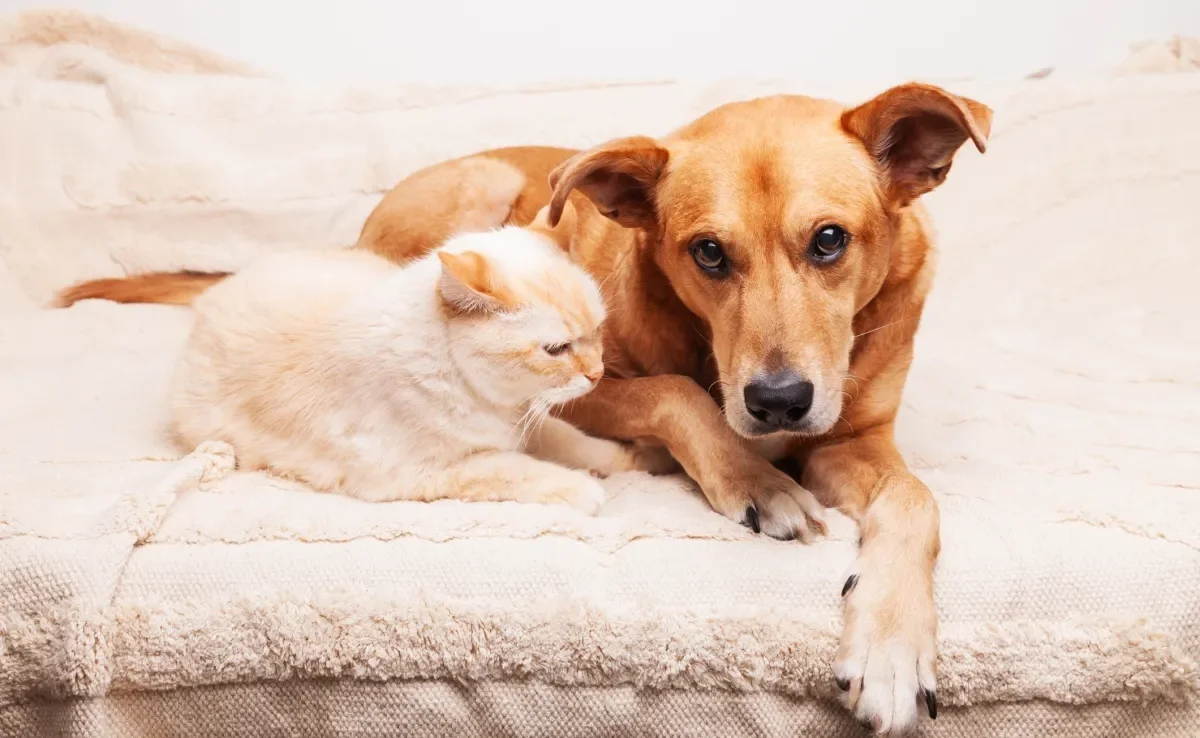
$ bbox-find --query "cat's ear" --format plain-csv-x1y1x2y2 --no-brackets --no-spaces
527,202,577,253
437,251,515,314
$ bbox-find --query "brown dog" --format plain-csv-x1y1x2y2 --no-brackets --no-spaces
58,83,991,734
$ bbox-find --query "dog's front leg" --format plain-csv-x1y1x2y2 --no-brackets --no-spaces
803,428,939,735
560,375,826,541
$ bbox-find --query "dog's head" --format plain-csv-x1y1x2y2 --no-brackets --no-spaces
547,84,991,439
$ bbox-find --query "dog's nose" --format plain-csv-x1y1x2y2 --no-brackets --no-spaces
743,373,814,428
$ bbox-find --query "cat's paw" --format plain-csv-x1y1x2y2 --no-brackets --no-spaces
612,443,680,476
545,471,607,515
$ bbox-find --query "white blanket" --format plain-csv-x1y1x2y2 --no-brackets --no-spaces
1,10,1198,737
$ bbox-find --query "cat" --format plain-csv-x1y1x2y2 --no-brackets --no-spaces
170,203,658,513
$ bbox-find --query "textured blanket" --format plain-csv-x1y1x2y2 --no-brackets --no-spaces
1,10,1198,738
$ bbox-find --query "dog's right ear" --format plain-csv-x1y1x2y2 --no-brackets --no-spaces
547,136,669,230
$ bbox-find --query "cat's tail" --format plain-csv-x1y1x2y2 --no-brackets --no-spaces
54,271,228,308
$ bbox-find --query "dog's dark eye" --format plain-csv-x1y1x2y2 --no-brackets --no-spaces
690,238,728,274
543,342,571,356
810,225,848,263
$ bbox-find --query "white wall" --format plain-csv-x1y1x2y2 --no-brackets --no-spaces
4,0,1200,83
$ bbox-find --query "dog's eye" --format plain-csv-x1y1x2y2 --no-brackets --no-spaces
810,225,848,263
690,238,728,274
542,342,571,356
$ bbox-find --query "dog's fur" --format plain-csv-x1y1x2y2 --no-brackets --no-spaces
57,83,991,734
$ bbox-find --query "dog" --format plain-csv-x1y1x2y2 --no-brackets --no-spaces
58,82,991,733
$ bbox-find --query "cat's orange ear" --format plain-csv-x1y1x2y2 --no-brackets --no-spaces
527,201,577,253
437,251,517,314
439,250,518,314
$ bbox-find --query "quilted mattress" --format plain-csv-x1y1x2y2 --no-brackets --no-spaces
1,10,1198,737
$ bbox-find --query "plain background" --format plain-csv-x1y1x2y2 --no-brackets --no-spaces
2,0,1200,83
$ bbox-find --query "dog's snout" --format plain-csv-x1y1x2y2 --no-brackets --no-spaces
743,372,814,429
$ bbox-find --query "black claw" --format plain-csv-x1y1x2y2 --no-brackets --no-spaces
842,574,859,597
858,717,874,731
836,677,850,691
745,505,761,534
926,690,937,720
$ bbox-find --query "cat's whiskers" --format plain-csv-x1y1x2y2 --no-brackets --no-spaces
515,397,546,450
515,389,561,451
530,398,553,441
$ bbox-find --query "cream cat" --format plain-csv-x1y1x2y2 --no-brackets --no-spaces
170,204,653,512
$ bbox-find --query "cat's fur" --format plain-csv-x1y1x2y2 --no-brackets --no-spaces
171,205,649,512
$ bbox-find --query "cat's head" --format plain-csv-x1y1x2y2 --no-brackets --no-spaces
436,202,606,410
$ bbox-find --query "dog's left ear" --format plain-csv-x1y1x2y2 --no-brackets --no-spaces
842,83,992,205
547,136,669,230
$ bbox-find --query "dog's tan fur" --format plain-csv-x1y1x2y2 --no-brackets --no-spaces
57,83,990,733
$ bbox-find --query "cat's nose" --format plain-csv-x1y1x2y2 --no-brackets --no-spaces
584,369,604,384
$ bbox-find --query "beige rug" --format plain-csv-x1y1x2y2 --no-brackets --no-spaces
1,9,1198,737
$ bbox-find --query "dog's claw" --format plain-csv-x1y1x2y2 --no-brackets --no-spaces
925,689,937,719
842,574,859,597
744,505,761,534
836,677,850,692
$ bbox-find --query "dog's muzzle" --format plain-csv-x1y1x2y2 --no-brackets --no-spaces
743,371,814,431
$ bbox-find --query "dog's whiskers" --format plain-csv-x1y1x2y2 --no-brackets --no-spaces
837,414,856,435
709,363,740,401
842,373,861,397
854,318,910,341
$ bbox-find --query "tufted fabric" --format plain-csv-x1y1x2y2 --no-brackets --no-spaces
1,10,1198,737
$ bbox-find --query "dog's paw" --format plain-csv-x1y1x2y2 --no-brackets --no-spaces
834,553,938,734
712,459,827,542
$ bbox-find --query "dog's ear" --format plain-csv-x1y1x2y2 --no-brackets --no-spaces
528,201,577,253
842,83,992,204
547,136,669,229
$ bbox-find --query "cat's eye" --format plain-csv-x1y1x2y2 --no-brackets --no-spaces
542,342,571,356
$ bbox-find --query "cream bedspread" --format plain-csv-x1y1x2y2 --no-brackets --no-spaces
1,10,1198,737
